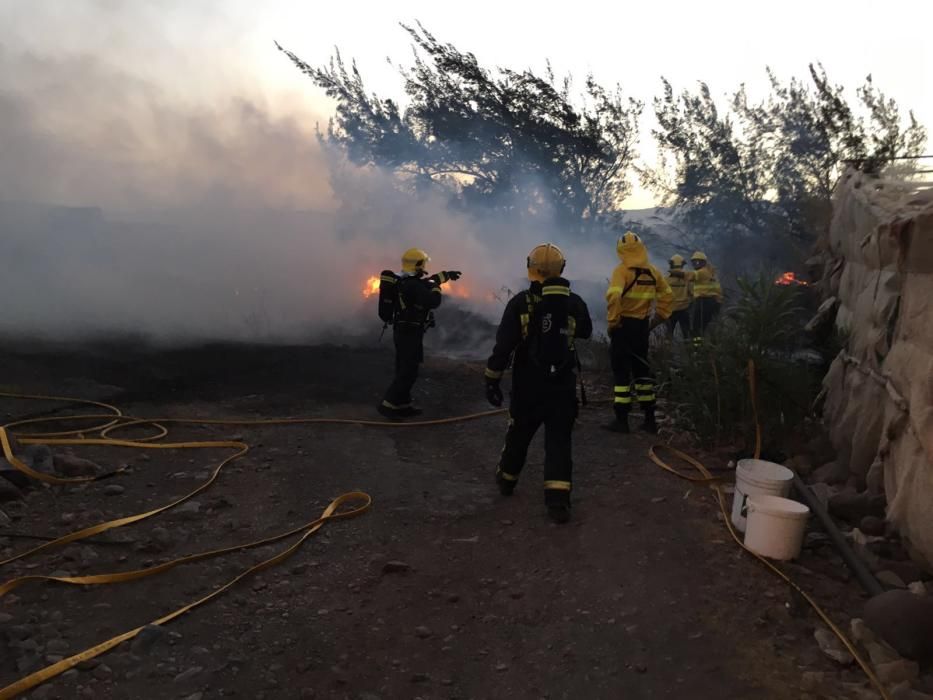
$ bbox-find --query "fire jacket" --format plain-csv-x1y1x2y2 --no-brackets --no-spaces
606,237,673,330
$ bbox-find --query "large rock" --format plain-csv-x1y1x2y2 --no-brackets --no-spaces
829,490,886,523
864,590,933,661
53,453,102,478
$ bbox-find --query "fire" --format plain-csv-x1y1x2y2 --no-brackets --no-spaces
363,276,380,297
361,275,472,299
775,271,808,286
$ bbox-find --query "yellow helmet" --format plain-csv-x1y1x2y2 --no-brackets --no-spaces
691,251,708,263
526,243,566,282
401,248,430,275
669,254,685,269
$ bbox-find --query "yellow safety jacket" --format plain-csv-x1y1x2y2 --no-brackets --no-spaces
693,265,723,301
665,269,694,312
606,238,673,330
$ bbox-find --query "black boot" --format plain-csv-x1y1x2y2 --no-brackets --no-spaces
377,403,402,420
642,407,658,434
545,490,571,524
397,405,423,418
496,470,516,496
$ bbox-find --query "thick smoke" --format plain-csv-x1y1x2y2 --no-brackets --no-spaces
0,5,620,346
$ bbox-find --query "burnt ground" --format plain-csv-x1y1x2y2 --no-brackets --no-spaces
0,342,882,699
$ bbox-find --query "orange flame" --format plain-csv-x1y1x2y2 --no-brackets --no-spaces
775,271,808,286
363,276,380,297
360,275,473,300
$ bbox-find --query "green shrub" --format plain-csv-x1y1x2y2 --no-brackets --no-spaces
653,272,821,452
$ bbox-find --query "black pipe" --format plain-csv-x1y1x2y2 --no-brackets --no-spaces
793,475,883,597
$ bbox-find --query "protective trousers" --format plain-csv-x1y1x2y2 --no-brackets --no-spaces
609,318,655,419
668,309,691,339
496,389,576,507
692,298,720,339
383,325,424,409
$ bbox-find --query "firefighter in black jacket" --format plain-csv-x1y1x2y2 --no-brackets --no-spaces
379,248,461,419
484,244,593,523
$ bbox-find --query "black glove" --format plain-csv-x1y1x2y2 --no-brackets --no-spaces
445,270,462,281
485,378,503,407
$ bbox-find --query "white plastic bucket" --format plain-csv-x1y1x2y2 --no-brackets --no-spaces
744,495,810,560
731,459,794,533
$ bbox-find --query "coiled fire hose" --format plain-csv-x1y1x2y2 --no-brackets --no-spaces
0,376,889,699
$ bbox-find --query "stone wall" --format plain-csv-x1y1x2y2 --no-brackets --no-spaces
818,168,933,567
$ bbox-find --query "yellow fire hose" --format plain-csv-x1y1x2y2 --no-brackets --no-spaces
0,381,889,699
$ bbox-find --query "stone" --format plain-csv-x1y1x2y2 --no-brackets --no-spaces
865,638,902,667
131,625,167,654
23,445,54,473
811,460,849,486
414,626,431,639
814,628,854,665
851,618,875,644
800,671,826,692
381,561,411,574
30,684,55,700
860,515,887,537
46,639,69,654
878,570,908,590
864,590,933,661
829,490,885,523
174,502,201,518
883,560,930,587
874,659,919,685
103,484,125,496
891,683,933,700
174,666,203,683
909,582,927,596
0,478,23,503
92,664,113,680
53,454,101,478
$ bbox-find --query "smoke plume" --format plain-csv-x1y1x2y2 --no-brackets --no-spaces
0,3,618,346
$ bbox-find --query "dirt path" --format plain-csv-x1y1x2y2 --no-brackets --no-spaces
0,344,874,699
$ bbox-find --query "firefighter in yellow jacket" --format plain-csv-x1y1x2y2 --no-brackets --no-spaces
605,232,673,434
665,254,694,339
690,251,722,338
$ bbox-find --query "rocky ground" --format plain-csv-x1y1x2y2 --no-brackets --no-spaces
1,341,931,699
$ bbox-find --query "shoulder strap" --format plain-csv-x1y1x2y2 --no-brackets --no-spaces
520,292,535,340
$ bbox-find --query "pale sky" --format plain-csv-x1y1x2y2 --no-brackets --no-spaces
2,0,931,208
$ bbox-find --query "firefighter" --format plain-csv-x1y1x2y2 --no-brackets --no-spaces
665,254,694,339
690,251,722,339
484,243,592,524
378,248,461,419
605,232,673,434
